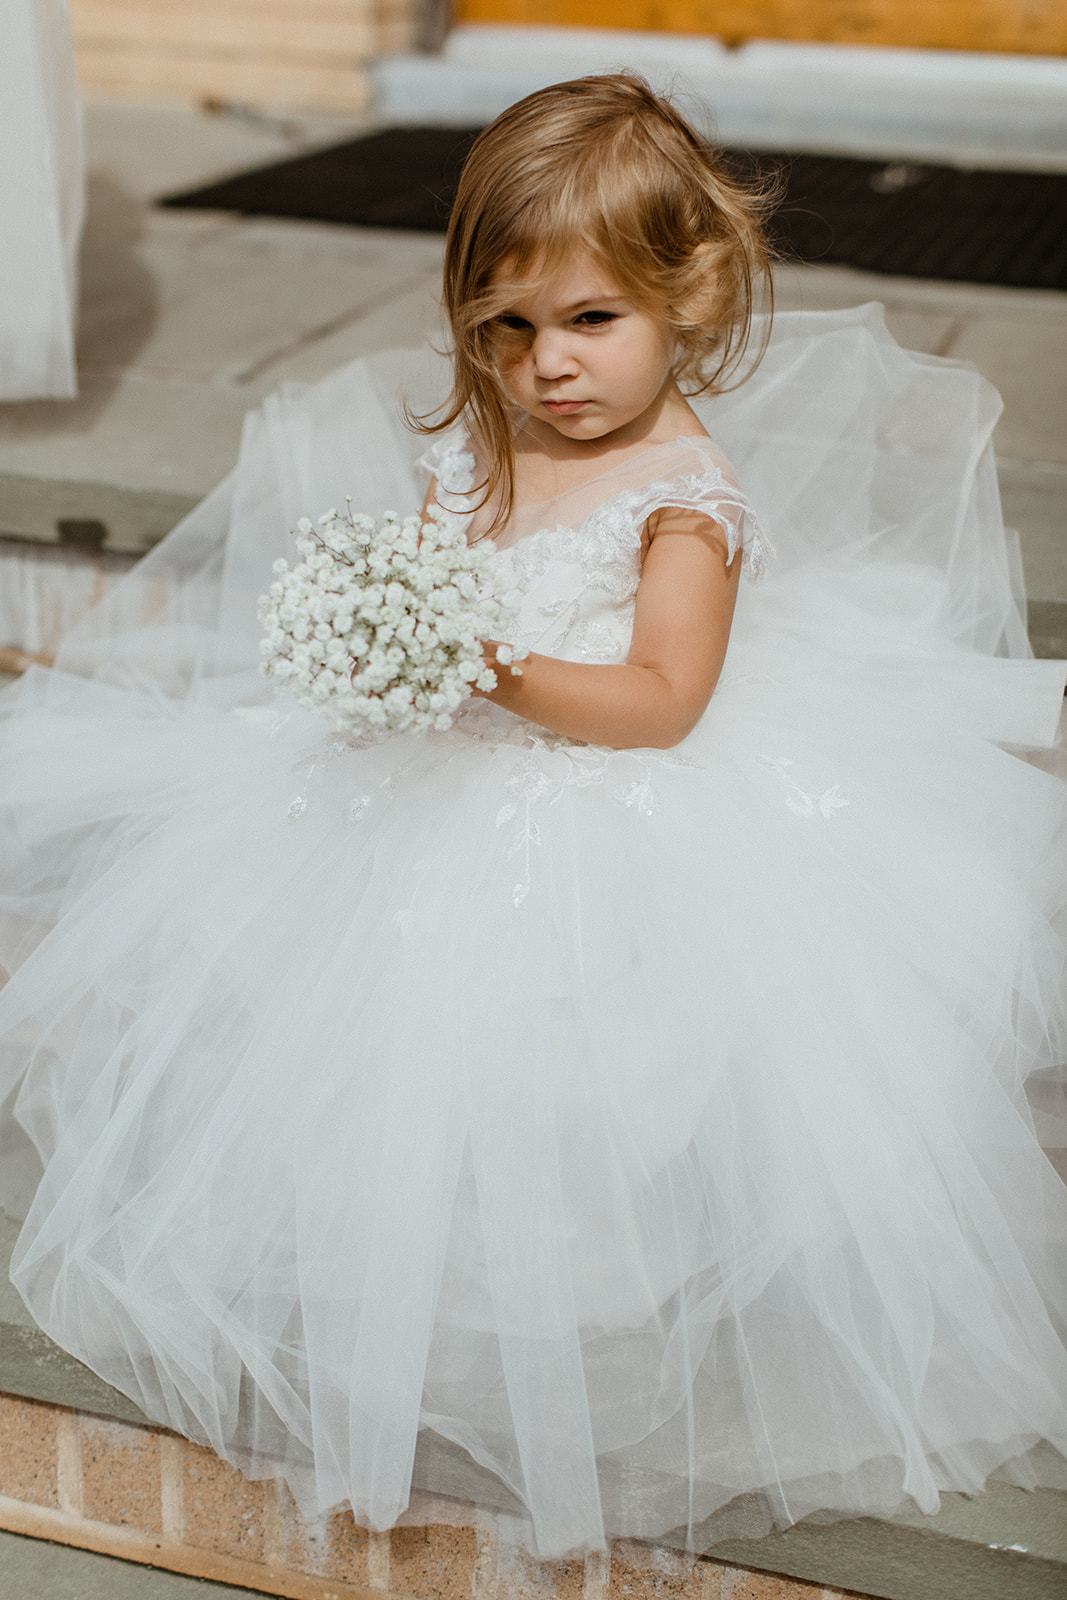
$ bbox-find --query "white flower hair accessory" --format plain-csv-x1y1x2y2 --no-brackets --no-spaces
257,505,524,736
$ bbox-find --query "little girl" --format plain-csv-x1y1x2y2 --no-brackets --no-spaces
1,74,1066,1561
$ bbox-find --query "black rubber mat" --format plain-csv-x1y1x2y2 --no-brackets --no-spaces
161,126,1067,291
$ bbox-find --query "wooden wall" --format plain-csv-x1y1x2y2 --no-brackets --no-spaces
457,0,1067,54
68,0,417,113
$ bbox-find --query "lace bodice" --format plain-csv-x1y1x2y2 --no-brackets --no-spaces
420,425,770,667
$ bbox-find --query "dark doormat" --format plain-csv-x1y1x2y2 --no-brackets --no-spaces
161,125,1067,291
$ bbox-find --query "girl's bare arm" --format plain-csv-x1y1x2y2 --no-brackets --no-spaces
481,506,741,750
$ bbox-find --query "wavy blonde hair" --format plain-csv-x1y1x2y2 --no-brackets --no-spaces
416,72,778,534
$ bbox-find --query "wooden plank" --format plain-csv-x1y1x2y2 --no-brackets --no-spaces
456,0,1067,55
72,16,380,60
66,0,416,109
71,44,375,110
69,0,379,21
69,0,378,56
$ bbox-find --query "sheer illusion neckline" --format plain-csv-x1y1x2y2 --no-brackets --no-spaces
507,429,719,506
461,428,730,552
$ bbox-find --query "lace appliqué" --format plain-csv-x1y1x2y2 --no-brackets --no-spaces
761,755,849,819
287,732,392,823
576,621,622,661
498,741,698,907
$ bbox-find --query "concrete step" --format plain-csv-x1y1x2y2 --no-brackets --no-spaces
372,28,1067,171
2,1215,1066,1600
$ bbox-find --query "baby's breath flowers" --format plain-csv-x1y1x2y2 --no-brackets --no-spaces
258,505,523,736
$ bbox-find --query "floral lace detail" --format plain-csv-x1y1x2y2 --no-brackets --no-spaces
496,468,767,597
422,426,771,584
485,463,768,665
576,621,622,661
497,739,699,906
577,466,771,584
282,710,699,908
761,755,850,819
286,731,394,822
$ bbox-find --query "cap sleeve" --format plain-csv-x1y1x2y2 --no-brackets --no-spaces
586,438,771,582
634,467,771,582
417,423,477,507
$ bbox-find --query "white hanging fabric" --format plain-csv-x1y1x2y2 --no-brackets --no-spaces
0,0,84,400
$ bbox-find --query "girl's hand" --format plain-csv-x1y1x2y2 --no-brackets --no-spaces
474,639,523,694
476,506,740,750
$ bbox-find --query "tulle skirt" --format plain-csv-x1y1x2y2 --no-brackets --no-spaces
1,309,1066,1556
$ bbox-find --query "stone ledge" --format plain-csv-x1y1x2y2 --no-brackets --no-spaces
0,472,198,557
684,1492,1067,1600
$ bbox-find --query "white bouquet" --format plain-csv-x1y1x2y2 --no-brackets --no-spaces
257,505,523,736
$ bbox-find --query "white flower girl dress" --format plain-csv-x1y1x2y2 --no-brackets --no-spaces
1,307,1066,1558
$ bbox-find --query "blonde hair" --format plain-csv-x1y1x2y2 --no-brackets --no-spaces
417,72,777,534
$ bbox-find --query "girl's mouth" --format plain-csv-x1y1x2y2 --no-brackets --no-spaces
542,400,587,415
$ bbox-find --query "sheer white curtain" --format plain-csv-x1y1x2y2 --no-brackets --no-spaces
0,0,84,400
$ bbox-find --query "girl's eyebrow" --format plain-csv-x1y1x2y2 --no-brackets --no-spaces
498,293,629,318
561,294,628,313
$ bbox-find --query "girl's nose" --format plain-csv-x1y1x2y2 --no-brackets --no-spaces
531,329,579,381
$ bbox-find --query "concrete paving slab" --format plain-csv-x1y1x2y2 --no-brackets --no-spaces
772,262,1067,326
0,1216,30,1329
945,318,1067,464
0,369,257,500
1000,461,1067,603
0,1528,279,1599
1026,603,1067,659
252,265,446,388
85,99,368,205
82,219,444,387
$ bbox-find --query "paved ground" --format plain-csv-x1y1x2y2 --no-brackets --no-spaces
0,1528,278,1599
0,98,1064,624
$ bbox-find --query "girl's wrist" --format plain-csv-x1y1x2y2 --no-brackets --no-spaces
476,640,526,701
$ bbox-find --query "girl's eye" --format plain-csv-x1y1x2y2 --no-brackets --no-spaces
575,311,617,326
496,315,531,332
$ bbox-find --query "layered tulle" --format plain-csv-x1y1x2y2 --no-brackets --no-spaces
1,308,1066,1556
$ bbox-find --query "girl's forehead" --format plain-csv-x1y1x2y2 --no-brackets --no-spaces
489,252,630,313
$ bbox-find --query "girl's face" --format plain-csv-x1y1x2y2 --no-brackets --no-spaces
488,254,678,448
